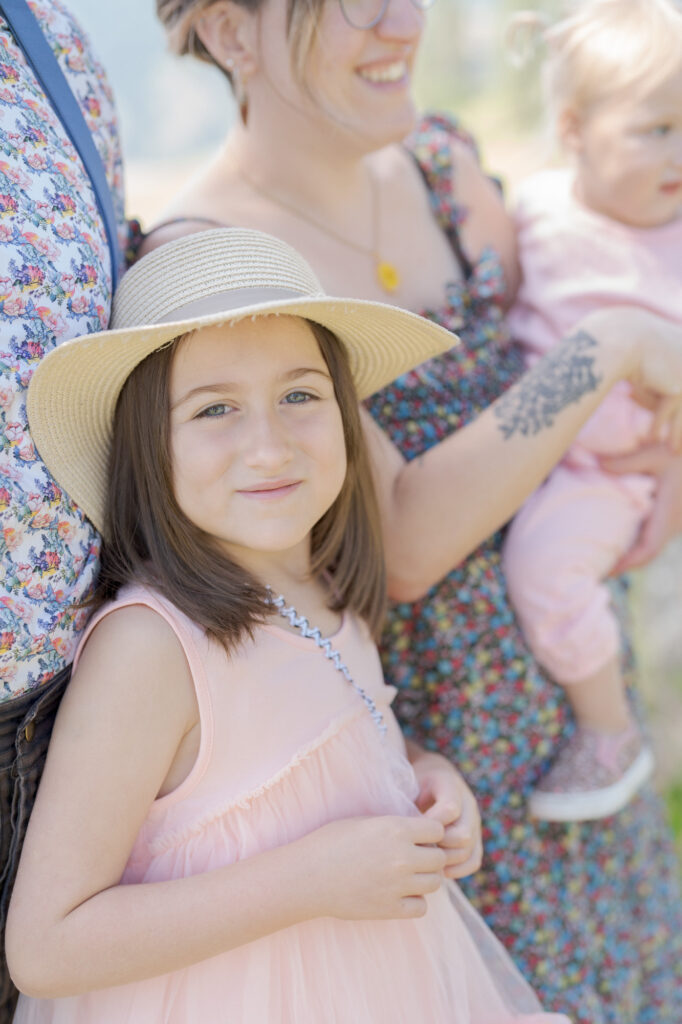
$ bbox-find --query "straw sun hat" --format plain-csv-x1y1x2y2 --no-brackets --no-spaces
27,227,459,534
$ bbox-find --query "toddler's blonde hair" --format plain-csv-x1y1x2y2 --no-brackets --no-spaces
510,0,682,116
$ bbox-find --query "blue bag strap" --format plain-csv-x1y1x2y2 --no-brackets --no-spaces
0,0,122,289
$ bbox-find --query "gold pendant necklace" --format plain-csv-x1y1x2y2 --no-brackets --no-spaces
237,165,401,295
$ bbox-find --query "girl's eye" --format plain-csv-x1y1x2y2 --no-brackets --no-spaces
284,390,316,405
196,403,230,419
649,124,672,137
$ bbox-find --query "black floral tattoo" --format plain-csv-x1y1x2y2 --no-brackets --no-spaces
495,330,602,439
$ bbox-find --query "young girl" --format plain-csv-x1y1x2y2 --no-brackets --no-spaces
504,0,682,822
6,227,569,1023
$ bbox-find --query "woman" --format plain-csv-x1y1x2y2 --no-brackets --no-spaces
145,0,682,1019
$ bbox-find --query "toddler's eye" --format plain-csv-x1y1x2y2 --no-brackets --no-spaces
649,123,672,137
284,390,315,404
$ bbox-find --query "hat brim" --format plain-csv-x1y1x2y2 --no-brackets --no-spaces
27,294,459,534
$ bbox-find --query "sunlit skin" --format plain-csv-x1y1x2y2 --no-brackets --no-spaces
169,315,347,584
565,68,682,228
240,0,426,157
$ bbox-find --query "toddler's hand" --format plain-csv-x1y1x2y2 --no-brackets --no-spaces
301,815,447,922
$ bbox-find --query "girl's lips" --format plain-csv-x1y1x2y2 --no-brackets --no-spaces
237,481,302,500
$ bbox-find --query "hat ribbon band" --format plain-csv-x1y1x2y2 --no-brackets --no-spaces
154,285,319,325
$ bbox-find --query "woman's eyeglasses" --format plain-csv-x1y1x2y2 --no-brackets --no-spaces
339,0,436,31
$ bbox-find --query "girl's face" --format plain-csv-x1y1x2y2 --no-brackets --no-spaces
250,0,426,151
568,69,682,228
169,315,347,577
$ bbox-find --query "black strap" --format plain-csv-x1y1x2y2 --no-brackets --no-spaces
0,0,122,288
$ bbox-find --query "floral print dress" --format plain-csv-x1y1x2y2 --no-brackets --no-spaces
365,114,682,1024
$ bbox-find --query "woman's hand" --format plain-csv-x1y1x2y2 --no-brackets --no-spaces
601,445,682,572
301,815,447,922
407,743,483,879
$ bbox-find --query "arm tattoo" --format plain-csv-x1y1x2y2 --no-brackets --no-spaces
494,330,603,439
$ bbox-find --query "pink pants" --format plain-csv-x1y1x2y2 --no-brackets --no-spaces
503,464,655,685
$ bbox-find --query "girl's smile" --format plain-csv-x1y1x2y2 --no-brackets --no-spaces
169,314,347,576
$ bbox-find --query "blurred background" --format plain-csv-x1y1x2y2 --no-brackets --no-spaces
69,0,682,854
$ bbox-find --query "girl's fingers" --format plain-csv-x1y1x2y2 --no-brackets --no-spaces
440,821,476,849
423,799,461,828
411,844,448,873
407,871,445,897
444,841,484,879
405,816,446,846
399,896,428,918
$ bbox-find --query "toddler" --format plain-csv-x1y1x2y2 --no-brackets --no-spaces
505,0,682,822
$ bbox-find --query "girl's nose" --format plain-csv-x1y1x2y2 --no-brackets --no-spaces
243,409,294,470
374,0,425,40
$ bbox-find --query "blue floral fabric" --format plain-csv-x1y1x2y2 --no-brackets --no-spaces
0,0,128,697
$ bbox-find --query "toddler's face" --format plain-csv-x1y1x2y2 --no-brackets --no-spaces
568,68,682,228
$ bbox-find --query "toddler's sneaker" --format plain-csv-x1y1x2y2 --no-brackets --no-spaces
528,724,655,822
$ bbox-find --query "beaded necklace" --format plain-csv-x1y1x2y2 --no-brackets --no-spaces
267,591,387,738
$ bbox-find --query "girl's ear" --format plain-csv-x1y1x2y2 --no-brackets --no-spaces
194,0,259,81
557,106,584,154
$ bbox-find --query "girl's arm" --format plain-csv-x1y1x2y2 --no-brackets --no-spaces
364,309,682,601
6,606,447,998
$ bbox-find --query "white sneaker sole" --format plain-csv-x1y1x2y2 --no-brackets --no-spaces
528,746,655,823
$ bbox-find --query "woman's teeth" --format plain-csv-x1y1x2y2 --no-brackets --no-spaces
360,61,407,83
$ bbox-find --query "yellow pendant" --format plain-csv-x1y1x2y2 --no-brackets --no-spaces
376,260,400,293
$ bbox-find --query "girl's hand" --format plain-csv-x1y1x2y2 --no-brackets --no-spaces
601,445,682,572
408,744,483,879
302,815,447,922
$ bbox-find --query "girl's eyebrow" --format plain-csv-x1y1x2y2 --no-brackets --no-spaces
171,383,236,411
171,368,332,410
282,366,332,382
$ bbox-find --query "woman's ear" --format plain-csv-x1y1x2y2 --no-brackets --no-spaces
194,0,259,80
557,106,584,154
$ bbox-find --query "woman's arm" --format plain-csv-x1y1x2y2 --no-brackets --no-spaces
6,606,447,998
365,310,682,601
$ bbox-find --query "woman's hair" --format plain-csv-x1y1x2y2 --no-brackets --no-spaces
509,0,682,115
92,320,387,645
156,0,323,91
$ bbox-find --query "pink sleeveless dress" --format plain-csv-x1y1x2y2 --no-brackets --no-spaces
14,586,571,1024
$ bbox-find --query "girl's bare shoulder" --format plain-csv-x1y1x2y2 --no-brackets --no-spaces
73,602,198,729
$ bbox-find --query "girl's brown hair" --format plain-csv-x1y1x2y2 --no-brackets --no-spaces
93,320,386,645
